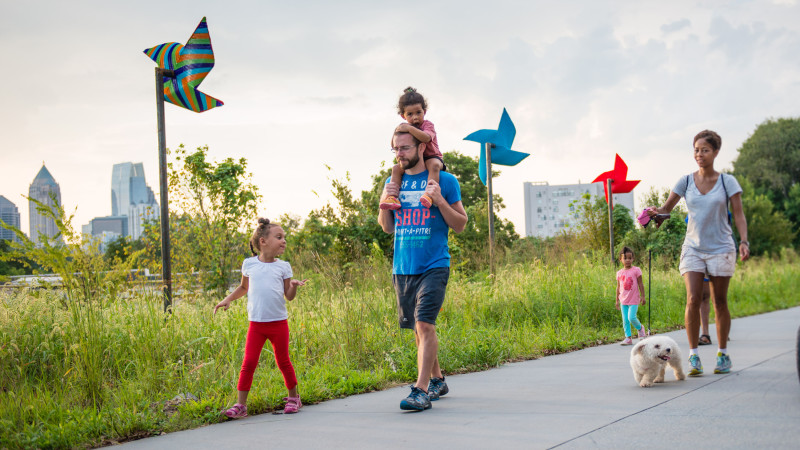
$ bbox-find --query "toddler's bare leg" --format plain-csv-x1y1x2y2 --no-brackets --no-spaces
426,158,443,184
380,164,404,210
420,158,443,208
390,163,404,185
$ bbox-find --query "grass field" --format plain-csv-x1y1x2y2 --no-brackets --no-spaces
1,251,798,448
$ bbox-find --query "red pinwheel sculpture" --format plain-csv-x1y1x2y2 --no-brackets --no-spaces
144,17,223,113
592,154,640,204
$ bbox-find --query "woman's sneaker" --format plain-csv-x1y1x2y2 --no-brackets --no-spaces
400,386,431,411
714,353,732,374
621,337,633,346
427,377,449,401
688,354,703,376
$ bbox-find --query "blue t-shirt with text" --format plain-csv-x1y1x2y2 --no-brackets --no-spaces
387,170,461,275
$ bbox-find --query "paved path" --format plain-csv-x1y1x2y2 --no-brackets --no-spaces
122,307,800,449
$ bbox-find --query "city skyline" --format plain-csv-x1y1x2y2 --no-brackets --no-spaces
1,161,160,244
2,2,800,235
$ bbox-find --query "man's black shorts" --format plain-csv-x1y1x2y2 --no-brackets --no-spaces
392,267,450,329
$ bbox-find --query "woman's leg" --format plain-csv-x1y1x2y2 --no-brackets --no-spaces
708,276,732,349
700,281,711,337
684,272,706,348
621,304,632,337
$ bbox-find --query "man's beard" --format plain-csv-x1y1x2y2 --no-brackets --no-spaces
400,152,420,170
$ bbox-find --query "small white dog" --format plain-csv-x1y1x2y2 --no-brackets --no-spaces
629,335,686,387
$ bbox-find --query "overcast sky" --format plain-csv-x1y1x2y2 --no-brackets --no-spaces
2,0,799,236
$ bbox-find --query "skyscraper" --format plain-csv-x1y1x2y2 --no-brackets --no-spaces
28,164,62,243
0,195,22,242
110,162,159,240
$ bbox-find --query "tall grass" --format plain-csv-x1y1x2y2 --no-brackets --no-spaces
1,252,798,448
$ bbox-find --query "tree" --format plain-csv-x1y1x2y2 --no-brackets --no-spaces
0,195,132,302
572,194,635,258
736,177,796,256
438,151,519,271
143,144,261,296
285,151,518,273
784,183,800,247
0,239,32,278
281,166,392,268
104,235,144,263
733,117,800,211
619,187,687,268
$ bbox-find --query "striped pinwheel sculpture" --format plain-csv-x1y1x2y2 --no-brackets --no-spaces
144,17,223,113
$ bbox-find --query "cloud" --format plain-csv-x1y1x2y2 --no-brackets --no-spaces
3,1,800,236
661,19,691,34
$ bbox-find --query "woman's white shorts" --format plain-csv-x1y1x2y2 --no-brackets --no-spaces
679,246,736,277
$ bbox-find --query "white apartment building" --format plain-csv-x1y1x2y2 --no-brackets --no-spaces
523,181,635,238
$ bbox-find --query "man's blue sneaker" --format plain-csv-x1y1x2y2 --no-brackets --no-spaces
688,354,703,376
427,377,449,401
400,386,431,411
714,352,732,374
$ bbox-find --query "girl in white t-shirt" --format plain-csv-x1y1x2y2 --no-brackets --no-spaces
214,218,308,418
615,246,647,346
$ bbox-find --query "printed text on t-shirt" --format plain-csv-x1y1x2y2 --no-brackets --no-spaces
395,208,431,227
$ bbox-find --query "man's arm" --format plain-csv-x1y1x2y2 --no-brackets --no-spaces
378,182,398,233
439,199,468,233
425,180,467,233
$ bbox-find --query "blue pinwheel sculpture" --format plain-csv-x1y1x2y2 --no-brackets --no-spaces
463,108,530,185
144,17,223,113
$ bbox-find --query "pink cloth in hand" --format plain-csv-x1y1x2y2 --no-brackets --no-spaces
637,209,652,227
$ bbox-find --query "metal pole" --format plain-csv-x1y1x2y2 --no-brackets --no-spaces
486,142,495,275
607,178,615,265
648,248,652,332
156,68,174,312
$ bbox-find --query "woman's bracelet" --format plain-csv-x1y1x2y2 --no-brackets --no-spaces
740,240,749,247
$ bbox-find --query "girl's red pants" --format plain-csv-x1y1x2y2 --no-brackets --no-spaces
237,319,297,391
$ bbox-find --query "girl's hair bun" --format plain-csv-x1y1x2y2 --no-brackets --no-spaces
258,217,270,226
397,87,427,114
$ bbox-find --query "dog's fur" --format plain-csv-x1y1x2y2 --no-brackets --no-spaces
629,335,686,387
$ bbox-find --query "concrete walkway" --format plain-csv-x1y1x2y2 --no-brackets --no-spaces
122,307,800,449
